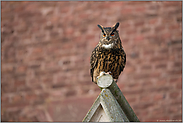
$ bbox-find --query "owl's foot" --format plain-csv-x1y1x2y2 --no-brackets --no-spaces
106,72,117,82
100,71,106,76
106,71,112,75
97,71,112,80
97,71,105,80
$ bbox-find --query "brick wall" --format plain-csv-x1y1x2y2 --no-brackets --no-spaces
1,1,182,122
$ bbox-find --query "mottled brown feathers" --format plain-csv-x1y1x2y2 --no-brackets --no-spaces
90,22,126,84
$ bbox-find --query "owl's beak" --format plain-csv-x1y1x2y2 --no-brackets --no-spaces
106,36,110,41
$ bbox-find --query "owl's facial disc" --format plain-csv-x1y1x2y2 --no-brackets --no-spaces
103,32,115,38
102,32,115,42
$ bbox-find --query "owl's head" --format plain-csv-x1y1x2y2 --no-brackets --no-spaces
98,22,120,49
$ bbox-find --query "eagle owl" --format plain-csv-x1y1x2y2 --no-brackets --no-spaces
90,22,126,84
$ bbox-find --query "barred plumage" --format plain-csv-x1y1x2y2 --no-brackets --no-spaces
90,22,126,84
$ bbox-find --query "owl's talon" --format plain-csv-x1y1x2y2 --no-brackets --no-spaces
99,71,106,76
106,71,112,75
97,71,106,79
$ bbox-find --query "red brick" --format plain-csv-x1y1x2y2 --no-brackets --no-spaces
134,20,145,27
176,82,182,89
170,76,182,83
2,65,14,73
162,32,172,41
150,56,168,62
170,98,182,105
121,7,133,14
167,106,179,114
123,88,143,95
169,91,180,99
155,63,167,69
170,77,182,83
47,96,96,122
156,79,167,86
16,65,27,73
148,18,159,25
155,25,166,32
135,110,149,120
64,27,74,36
172,46,182,53
133,102,154,110
163,1,182,7
155,86,172,92
153,93,164,101
133,73,150,80
168,23,181,30
172,114,182,121
141,80,153,87
11,95,24,103
135,6,146,12
141,65,152,70
134,35,144,42
65,89,77,97
143,49,154,56
125,66,136,74
126,29,137,35
152,108,166,116
16,86,32,93
118,83,125,89
168,69,182,76
86,35,95,40
50,90,66,98
126,96,137,104
161,16,175,24
158,48,168,54
1,1,182,122
1,96,9,104
25,93,38,101
1,82,17,93
141,27,151,33
14,80,26,86
140,95,152,102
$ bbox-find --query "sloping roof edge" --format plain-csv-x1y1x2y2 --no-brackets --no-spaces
82,74,140,122
82,89,129,122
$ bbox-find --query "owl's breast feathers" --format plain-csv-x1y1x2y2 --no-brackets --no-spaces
90,44,126,83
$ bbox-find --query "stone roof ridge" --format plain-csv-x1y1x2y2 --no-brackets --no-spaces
82,74,140,122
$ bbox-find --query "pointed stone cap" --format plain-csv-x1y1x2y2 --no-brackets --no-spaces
82,74,140,122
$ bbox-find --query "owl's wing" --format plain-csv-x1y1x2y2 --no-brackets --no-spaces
119,48,126,73
90,46,98,82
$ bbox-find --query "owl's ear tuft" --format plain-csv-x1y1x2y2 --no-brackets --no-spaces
113,22,120,31
98,24,104,33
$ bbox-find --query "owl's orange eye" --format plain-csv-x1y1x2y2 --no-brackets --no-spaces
110,33,115,36
103,34,106,37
